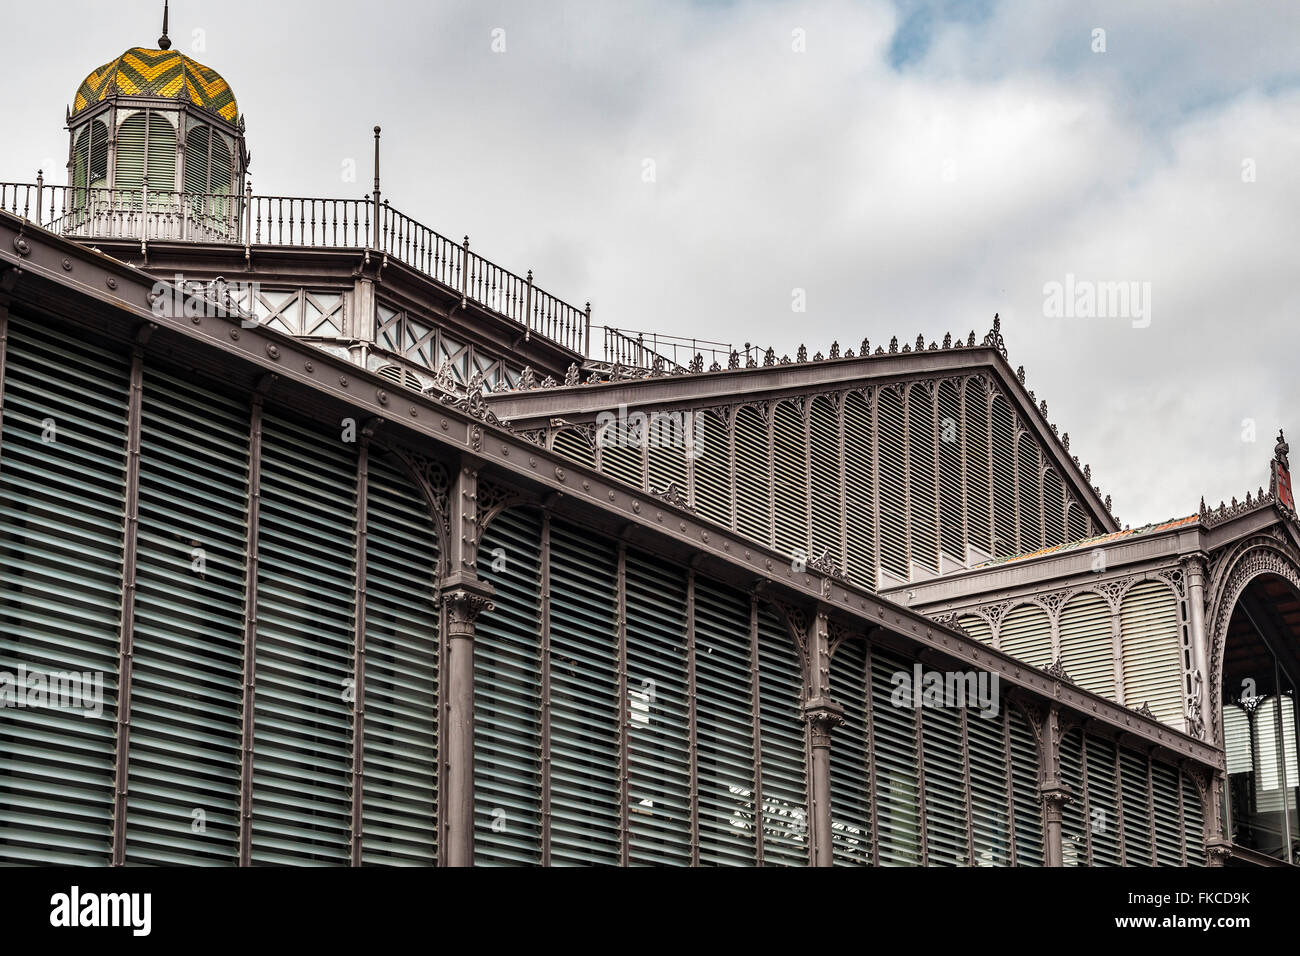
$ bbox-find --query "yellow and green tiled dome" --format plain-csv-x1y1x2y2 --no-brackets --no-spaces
73,46,238,124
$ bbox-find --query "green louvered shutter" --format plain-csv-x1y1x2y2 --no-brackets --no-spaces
1119,750,1153,865
127,368,248,865
963,379,992,558
1120,582,1184,727
809,395,841,571
733,406,769,547
871,649,921,864
1151,760,1183,865
907,384,939,575
692,409,731,529
998,603,1052,668
1059,592,1115,699
547,520,620,865
251,415,356,865
474,507,544,865
829,639,872,865
625,550,690,865
772,400,806,561
184,125,212,197
1008,706,1043,865
1181,772,1205,866
361,452,440,865
921,696,968,865
877,387,908,584
1084,734,1121,866
694,579,756,865
967,706,1009,866
1060,728,1086,866
843,390,875,589
756,605,807,866
0,317,127,864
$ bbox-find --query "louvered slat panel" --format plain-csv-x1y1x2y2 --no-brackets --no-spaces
646,415,687,498
1181,771,1205,866
1016,435,1043,552
361,453,439,866
695,579,756,865
921,699,967,865
184,125,211,196
692,409,731,529
1059,728,1086,866
733,406,770,548
474,508,544,865
547,520,620,865
958,615,993,646
625,550,690,865
0,317,127,865
599,427,643,490
1059,592,1115,699
937,381,963,566
809,396,841,572
1084,735,1121,866
1067,501,1089,541
843,391,875,589
115,113,147,196
552,427,595,470
871,649,921,864
997,604,1052,667
876,388,908,584
963,379,992,558
251,415,356,865
967,707,1009,866
907,384,939,575
126,368,247,865
1043,469,1066,547
1008,707,1043,865
1119,582,1183,726
772,400,806,562
1119,749,1153,865
756,605,807,866
1151,760,1183,865
990,394,1016,558
829,640,871,865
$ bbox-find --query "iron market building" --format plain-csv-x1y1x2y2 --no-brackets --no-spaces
1,13,1298,868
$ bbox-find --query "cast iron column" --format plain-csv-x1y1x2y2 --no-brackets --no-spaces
803,607,844,866
440,457,494,867
1039,704,1069,867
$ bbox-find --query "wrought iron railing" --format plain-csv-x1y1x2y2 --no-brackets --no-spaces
0,177,589,355
594,327,764,373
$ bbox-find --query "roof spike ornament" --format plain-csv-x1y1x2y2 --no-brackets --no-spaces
1200,496,1208,516
564,363,579,386
967,330,976,347
829,341,840,359
860,337,869,354
889,336,898,354
797,344,807,362
728,349,740,369
158,0,172,50
915,333,925,351
942,332,952,349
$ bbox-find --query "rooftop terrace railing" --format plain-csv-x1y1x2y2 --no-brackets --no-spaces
0,176,590,355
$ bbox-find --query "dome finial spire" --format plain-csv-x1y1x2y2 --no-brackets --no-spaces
158,0,172,50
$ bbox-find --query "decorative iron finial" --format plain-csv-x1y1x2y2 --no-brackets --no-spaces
983,313,1007,357
158,0,172,49
1275,429,1290,469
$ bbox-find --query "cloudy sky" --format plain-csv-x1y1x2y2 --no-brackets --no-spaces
4,0,1298,527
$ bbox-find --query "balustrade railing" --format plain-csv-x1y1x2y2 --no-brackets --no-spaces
0,178,589,354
